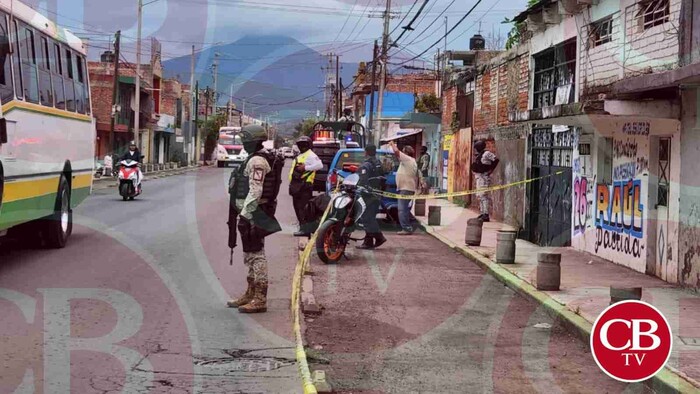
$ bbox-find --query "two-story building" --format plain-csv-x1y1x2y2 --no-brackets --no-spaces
502,0,700,287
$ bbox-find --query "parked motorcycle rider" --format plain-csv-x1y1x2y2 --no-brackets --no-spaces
227,125,282,313
120,142,143,192
289,136,323,236
356,144,387,250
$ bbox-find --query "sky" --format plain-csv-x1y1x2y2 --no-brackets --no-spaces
22,0,531,63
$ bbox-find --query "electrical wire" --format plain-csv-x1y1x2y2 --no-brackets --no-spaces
391,0,431,48
392,0,483,66
389,0,419,36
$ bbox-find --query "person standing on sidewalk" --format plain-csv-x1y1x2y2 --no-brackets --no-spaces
289,136,323,236
389,141,421,235
357,144,387,250
472,140,499,222
417,146,431,194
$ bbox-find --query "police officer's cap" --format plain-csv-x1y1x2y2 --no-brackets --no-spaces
296,136,312,145
240,125,267,142
365,144,377,155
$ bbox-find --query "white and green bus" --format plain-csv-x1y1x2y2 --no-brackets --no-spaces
0,0,94,248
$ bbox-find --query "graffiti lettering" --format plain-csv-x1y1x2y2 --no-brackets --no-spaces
613,163,637,180
613,139,638,159
622,122,650,136
573,158,581,174
595,228,643,258
595,180,644,239
574,177,589,235
636,157,649,174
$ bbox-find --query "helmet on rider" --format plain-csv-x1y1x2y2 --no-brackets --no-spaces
240,125,267,154
129,141,137,151
296,136,312,153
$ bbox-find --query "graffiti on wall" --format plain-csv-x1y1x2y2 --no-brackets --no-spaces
613,163,637,180
594,180,645,258
613,139,638,159
573,176,596,235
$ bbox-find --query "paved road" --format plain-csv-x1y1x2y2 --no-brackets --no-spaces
304,223,650,392
0,165,302,393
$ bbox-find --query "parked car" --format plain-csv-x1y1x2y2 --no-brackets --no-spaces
280,146,294,158
325,148,406,221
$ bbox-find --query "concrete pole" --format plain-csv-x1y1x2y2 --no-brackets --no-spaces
135,0,142,157
187,45,194,161
377,0,392,145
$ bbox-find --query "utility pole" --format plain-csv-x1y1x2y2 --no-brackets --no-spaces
368,40,378,143
228,83,234,126
187,45,195,162
377,0,392,143
109,30,121,155
335,54,340,120
135,0,143,157
194,82,199,163
212,53,219,108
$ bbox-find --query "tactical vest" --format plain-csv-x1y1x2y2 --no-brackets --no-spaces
363,156,385,190
231,150,284,202
288,150,316,184
471,151,490,174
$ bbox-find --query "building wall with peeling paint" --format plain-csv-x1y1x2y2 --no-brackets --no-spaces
679,88,700,289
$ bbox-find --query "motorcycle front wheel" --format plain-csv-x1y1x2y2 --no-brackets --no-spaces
120,183,129,201
315,220,346,264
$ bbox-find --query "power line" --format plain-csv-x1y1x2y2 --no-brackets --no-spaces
392,0,484,66
390,0,431,47
332,0,361,47
401,0,459,48
388,0,419,36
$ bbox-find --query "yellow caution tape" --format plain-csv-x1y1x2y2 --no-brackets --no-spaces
291,189,335,394
370,171,566,200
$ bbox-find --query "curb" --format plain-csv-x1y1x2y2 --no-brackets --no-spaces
422,225,699,394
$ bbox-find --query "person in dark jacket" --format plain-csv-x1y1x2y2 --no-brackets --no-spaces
357,144,387,250
120,142,143,191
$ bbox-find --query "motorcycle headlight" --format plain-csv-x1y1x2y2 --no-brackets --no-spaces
334,196,353,209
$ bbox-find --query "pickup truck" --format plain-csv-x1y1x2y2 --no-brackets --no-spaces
325,148,407,221
312,140,360,192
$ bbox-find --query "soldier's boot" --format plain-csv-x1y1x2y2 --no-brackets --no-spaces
356,235,375,250
238,283,268,313
373,233,387,249
227,277,254,308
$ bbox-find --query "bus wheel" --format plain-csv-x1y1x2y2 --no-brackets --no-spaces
42,175,72,249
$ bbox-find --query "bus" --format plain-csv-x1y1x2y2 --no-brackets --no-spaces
216,127,246,168
0,0,94,248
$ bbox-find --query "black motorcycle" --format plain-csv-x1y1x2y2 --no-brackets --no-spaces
315,173,381,264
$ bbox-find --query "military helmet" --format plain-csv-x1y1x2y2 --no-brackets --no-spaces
240,125,267,143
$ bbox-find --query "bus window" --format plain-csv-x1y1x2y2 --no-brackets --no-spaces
38,36,53,106
0,13,13,103
73,50,84,114
79,56,90,114
52,42,64,109
63,47,75,111
11,21,22,99
19,25,38,103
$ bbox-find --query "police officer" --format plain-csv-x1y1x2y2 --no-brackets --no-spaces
357,144,387,250
289,136,323,236
227,125,282,313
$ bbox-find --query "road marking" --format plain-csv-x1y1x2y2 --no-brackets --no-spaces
364,248,403,295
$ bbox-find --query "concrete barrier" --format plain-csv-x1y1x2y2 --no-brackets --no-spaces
536,253,561,291
496,231,517,264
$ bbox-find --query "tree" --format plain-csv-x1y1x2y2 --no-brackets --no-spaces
201,113,227,163
415,93,441,114
293,118,317,138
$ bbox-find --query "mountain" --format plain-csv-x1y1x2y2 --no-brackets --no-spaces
162,35,358,122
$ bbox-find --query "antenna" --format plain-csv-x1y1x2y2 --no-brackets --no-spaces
478,21,482,35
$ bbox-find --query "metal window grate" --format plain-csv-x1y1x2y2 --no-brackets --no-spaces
590,17,613,47
657,138,670,207
533,39,577,109
638,0,670,30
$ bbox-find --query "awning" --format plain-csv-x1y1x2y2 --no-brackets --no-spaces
380,129,422,143
399,112,442,128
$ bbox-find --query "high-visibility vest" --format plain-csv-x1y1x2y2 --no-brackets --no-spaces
289,150,316,184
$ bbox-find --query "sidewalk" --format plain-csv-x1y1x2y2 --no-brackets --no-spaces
417,199,700,392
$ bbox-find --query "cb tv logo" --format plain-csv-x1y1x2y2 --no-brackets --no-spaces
591,300,673,382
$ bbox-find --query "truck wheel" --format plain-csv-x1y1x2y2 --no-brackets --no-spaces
42,175,72,248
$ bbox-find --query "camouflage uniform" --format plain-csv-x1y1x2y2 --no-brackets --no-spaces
236,154,272,289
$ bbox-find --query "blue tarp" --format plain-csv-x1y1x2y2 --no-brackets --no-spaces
365,92,414,119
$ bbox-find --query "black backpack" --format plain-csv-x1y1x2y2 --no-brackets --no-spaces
472,151,490,174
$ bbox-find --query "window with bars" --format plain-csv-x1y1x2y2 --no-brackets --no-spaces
533,39,577,109
590,17,613,47
657,138,670,207
638,0,670,30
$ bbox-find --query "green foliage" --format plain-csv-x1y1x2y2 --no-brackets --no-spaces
450,112,460,133
293,118,317,138
202,114,227,160
415,93,442,113
503,0,538,50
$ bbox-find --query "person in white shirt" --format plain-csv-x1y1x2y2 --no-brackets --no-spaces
288,136,323,236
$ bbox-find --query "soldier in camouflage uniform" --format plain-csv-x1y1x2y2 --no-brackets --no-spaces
472,140,499,223
227,125,282,313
